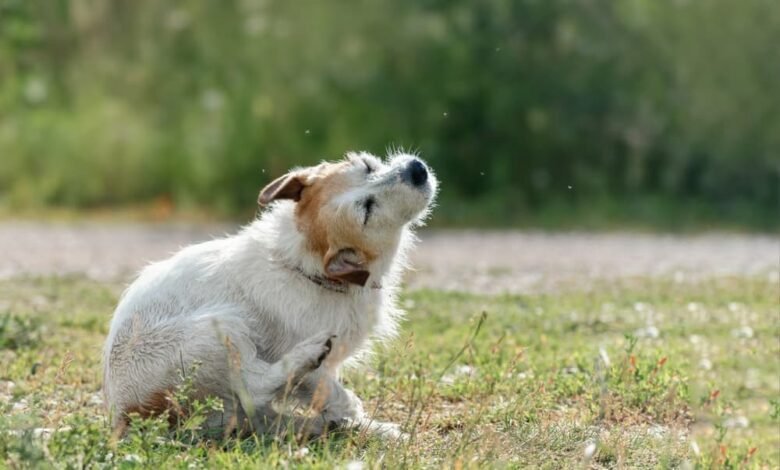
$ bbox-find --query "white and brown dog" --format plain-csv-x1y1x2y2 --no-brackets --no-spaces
103,151,437,437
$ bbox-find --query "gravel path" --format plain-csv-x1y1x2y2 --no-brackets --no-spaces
1,221,777,294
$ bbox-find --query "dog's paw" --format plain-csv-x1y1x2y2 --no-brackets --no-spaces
322,387,365,422
352,419,407,441
285,332,336,376
368,421,407,441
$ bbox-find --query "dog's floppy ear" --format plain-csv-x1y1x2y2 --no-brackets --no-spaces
325,248,370,287
258,171,308,206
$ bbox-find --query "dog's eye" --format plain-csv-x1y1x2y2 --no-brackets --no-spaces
362,196,376,225
362,159,374,174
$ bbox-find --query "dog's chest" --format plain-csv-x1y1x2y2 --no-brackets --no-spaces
253,284,383,360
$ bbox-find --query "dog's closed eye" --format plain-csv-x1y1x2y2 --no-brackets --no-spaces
362,196,376,225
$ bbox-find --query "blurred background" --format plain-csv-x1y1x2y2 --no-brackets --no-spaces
1,0,778,230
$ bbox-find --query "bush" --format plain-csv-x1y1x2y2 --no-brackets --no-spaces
1,0,777,228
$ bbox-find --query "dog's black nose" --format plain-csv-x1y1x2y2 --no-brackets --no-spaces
404,159,428,187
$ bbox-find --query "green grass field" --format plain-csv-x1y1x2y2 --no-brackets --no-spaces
1,276,778,468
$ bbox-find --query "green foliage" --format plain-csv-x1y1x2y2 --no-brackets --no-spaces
0,313,41,350
0,0,777,227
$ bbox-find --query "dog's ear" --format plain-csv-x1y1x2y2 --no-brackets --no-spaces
325,249,370,287
258,171,309,206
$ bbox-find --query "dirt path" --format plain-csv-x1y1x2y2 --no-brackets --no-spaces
0,221,777,294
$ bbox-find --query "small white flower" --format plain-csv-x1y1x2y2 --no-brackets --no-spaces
12,400,28,412
690,441,701,456
647,425,667,439
32,428,54,439
89,393,104,406
123,454,143,464
293,447,309,459
583,441,597,458
30,426,72,440
441,365,476,384
345,460,364,470
724,416,750,429
635,326,660,339
598,347,611,367
731,326,754,339
698,358,712,371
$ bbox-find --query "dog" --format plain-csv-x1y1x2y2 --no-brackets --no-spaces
102,151,437,438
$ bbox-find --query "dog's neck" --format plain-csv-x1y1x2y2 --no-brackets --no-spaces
287,264,382,293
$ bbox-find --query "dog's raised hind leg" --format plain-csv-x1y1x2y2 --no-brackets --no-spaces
231,331,335,434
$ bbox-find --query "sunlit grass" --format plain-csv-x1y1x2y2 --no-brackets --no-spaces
1,276,777,468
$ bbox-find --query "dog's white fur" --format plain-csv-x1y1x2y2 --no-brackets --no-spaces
103,151,437,437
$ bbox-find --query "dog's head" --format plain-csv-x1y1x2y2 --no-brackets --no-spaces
259,151,437,286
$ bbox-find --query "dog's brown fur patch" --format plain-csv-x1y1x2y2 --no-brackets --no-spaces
121,389,183,427
294,162,378,269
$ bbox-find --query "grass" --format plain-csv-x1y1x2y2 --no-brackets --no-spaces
0,275,778,468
